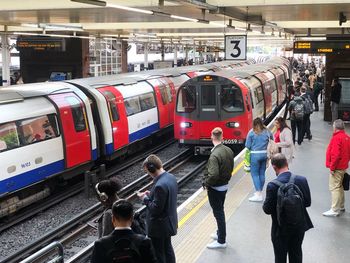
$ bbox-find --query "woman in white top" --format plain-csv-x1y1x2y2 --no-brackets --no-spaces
274,117,294,164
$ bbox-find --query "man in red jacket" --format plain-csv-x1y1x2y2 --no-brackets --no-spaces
323,119,350,217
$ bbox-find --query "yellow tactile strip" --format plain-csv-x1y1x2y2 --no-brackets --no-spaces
174,161,252,262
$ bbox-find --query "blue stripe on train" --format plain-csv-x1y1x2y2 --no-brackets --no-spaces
106,143,114,155
92,148,98,160
129,123,160,143
0,160,65,195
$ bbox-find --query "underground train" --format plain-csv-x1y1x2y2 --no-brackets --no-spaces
0,59,254,217
174,57,291,154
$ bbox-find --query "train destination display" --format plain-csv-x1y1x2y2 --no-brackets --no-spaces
294,40,350,54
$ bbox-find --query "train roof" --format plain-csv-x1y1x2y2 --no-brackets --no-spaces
0,82,76,103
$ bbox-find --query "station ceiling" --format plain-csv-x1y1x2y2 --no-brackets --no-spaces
0,0,350,46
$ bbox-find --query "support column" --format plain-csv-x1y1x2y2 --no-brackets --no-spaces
121,40,128,73
185,44,189,65
144,42,149,70
161,41,165,61
193,41,196,65
173,44,177,67
1,34,11,86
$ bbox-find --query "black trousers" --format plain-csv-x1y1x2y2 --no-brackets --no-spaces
272,231,305,263
302,114,311,139
208,187,227,244
151,236,176,263
291,119,303,145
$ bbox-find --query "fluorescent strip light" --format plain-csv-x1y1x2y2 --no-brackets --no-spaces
21,23,38,28
170,15,198,22
107,3,153,15
209,21,227,27
235,27,246,31
13,32,95,39
38,23,84,31
71,0,106,6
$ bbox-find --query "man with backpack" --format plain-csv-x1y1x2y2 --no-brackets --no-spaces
263,153,313,263
288,93,306,145
91,199,158,263
301,86,314,140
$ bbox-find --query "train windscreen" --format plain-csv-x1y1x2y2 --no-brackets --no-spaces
220,85,243,112
176,85,196,113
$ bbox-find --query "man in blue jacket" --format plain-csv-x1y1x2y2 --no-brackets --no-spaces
263,153,313,263
138,154,178,263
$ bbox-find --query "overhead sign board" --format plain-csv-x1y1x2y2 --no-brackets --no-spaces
225,35,247,60
16,37,66,52
294,40,350,54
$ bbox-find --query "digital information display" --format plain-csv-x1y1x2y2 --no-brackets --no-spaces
294,41,350,54
17,37,65,51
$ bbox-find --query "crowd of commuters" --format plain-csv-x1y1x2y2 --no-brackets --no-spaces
89,62,349,262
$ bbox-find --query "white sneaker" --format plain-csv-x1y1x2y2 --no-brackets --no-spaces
210,233,218,240
322,209,339,217
207,241,227,249
248,194,263,202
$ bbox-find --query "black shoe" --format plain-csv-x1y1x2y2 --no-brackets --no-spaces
308,135,312,140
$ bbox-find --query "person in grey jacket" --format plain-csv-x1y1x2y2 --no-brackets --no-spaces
203,127,234,249
274,117,294,164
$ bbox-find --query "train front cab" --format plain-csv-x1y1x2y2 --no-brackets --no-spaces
175,74,251,155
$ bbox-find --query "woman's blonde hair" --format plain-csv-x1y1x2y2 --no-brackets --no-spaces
253,117,266,134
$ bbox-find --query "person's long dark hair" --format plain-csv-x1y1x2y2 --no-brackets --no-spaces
276,117,290,132
253,117,267,134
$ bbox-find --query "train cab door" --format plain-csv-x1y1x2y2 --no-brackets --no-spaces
98,87,129,151
48,93,91,168
198,79,220,137
159,78,176,124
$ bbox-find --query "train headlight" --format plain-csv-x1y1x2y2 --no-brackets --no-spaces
180,122,192,128
226,122,240,128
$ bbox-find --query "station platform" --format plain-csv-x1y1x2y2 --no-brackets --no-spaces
173,108,350,263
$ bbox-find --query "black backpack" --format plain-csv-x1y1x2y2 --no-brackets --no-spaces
131,212,147,236
272,174,306,230
108,236,143,263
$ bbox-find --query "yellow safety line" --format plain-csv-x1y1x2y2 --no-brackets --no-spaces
178,159,244,228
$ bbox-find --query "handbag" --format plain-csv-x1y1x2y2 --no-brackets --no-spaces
343,172,350,191
267,139,279,159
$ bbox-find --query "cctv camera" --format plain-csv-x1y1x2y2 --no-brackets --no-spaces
339,12,347,26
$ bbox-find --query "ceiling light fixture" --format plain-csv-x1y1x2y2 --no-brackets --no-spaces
38,23,84,31
107,3,153,15
170,15,198,22
13,31,95,39
71,0,106,6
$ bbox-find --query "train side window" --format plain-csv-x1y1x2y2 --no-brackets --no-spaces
124,97,141,116
159,85,173,105
255,86,264,102
17,115,60,146
201,85,216,106
101,90,119,121
270,79,277,92
65,96,87,132
177,85,196,113
0,122,20,152
220,85,243,112
139,92,156,111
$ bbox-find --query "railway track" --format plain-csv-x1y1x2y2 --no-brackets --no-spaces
3,148,205,263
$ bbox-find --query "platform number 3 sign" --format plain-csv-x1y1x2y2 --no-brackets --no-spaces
225,35,247,60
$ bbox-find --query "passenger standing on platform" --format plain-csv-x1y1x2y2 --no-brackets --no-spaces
300,86,314,141
274,117,294,164
91,200,158,263
323,119,350,217
203,127,234,249
263,153,313,263
245,118,273,202
137,154,178,263
95,177,123,238
288,92,305,145
330,78,342,123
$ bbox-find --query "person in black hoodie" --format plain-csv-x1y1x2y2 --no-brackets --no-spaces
331,78,342,123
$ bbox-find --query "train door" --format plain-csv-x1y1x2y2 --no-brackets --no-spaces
49,93,91,168
159,78,176,124
198,81,220,137
97,87,129,151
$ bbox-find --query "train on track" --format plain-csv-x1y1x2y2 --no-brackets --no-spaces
174,57,291,154
0,59,254,217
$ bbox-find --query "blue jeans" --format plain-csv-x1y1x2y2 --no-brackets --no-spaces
208,187,227,244
250,153,267,191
